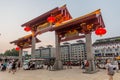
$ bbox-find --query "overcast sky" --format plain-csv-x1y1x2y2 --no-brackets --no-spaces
0,0,120,53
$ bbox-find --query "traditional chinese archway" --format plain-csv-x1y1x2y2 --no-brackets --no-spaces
50,9,106,73
21,5,72,59
11,4,106,73
10,34,41,65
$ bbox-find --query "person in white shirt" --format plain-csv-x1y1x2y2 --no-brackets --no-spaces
105,59,115,80
7,61,12,73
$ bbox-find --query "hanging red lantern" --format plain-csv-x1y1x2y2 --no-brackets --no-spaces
15,47,20,51
24,26,31,32
95,27,107,36
47,16,55,23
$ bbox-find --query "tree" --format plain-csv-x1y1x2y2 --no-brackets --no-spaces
4,50,11,56
24,54,31,59
0,53,4,56
4,48,19,56
11,48,19,56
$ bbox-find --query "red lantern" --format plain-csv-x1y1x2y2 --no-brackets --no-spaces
16,47,20,51
24,26,31,32
95,27,106,36
47,16,55,23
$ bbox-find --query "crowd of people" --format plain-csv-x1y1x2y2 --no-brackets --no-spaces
0,58,119,80
0,59,21,74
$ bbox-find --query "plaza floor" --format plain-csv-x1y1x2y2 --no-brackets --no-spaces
0,66,120,80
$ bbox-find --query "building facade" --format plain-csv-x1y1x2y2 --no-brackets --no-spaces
41,48,55,59
60,44,70,63
34,49,41,58
60,41,86,65
71,43,86,62
93,36,120,66
34,41,86,65
34,47,55,59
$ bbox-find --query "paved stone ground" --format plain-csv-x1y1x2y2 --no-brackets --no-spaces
0,67,120,80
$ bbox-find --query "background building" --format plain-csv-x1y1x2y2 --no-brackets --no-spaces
40,47,55,59
60,40,86,65
60,43,70,64
93,36,120,67
34,40,86,65
34,46,55,60
71,42,86,63
34,49,41,58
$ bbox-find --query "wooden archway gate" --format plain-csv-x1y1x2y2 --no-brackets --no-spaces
11,4,106,73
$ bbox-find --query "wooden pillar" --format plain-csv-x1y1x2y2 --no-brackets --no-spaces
19,48,23,67
31,35,36,59
84,33,97,73
53,31,63,70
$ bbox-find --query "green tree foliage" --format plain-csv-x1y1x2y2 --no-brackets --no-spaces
4,48,19,56
24,54,31,60
0,53,4,56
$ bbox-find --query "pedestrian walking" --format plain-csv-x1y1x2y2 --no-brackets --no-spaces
46,62,51,70
7,61,12,73
11,60,17,74
105,59,115,80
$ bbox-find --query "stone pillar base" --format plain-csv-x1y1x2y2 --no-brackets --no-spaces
83,60,99,74
52,60,63,70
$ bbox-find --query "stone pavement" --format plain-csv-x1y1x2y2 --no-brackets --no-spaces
0,67,120,80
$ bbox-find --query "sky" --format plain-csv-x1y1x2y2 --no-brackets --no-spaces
0,0,120,53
